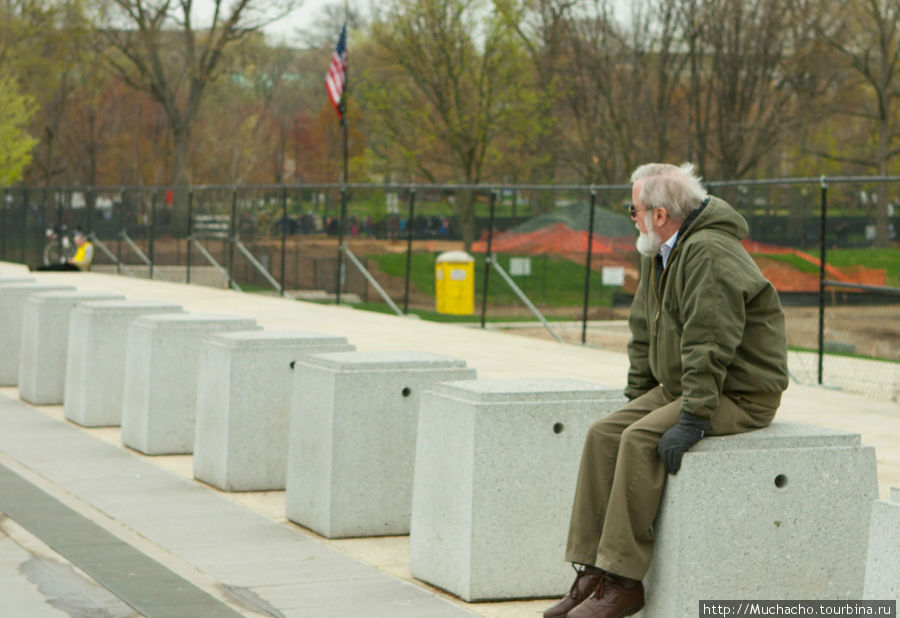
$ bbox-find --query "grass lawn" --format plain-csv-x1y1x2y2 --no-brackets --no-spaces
825,248,899,286
366,251,623,307
754,247,899,286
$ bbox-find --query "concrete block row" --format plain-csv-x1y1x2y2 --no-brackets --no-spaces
1,281,75,385
19,291,125,404
286,351,476,538
2,275,891,610
120,313,259,454
64,300,184,427
194,330,354,491
409,378,624,600
642,423,878,615
864,486,900,602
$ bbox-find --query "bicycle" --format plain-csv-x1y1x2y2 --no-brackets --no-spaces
42,224,77,266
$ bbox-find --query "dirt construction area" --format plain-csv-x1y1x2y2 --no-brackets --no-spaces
107,234,898,367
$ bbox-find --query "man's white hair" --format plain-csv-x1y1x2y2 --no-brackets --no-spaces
630,162,708,221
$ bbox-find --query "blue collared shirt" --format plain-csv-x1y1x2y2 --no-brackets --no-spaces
660,231,679,268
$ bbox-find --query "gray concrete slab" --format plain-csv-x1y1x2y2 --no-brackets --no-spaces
0,516,139,618
0,392,476,617
0,462,242,617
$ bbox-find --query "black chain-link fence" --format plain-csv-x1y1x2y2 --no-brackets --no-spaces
2,179,897,402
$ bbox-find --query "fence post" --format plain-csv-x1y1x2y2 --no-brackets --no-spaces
116,190,124,274
582,189,597,344
1,188,7,260
41,188,48,241
150,189,157,280
228,188,237,290
480,190,497,329
186,189,194,284
21,187,29,265
818,176,827,385
404,188,416,314
280,186,287,296
336,187,347,305
86,186,94,236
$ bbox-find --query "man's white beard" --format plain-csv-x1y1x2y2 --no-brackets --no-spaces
635,212,662,257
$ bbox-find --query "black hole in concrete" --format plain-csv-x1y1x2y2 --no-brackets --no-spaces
553,423,564,434
289,360,296,369
402,387,411,398
774,474,788,489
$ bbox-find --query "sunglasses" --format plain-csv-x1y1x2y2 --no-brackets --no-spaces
627,204,659,219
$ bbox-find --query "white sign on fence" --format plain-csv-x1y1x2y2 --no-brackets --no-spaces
509,257,532,276
601,266,626,286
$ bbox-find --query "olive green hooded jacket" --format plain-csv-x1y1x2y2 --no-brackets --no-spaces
625,196,789,419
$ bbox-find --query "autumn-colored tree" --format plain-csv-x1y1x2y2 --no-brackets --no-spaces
0,76,38,186
494,0,572,188
95,0,299,190
1,0,89,186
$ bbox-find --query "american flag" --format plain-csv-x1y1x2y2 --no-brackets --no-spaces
325,23,347,119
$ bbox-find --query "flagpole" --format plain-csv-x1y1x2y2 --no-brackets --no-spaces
335,21,349,306
336,109,347,305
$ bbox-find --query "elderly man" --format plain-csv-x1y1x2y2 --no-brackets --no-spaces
544,163,788,618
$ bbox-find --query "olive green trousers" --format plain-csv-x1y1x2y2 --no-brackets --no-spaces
564,385,779,580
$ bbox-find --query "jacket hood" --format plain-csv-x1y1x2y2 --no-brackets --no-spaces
679,195,749,243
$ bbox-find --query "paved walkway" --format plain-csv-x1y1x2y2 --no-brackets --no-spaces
1,262,898,617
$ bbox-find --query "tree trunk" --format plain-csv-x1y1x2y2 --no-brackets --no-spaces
875,112,891,247
459,189,476,253
169,124,192,233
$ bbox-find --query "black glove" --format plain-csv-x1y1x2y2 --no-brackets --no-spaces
658,412,710,474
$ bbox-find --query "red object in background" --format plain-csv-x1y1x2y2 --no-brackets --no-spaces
165,189,173,206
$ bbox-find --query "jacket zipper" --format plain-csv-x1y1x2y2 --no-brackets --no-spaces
652,246,680,395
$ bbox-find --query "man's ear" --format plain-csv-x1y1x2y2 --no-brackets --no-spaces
653,207,668,226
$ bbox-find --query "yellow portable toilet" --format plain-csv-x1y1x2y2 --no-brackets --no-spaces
435,250,475,315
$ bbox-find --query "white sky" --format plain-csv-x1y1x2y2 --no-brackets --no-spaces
184,0,347,47
262,0,334,44
259,0,358,47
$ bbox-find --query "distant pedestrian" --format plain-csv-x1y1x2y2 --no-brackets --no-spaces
35,231,94,272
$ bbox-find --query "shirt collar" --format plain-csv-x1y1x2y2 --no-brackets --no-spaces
659,231,678,268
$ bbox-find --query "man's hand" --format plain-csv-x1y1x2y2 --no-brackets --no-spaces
658,413,710,474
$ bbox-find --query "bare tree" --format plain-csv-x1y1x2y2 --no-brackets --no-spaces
812,0,900,245
362,0,537,248
677,0,827,179
95,0,299,191
556,0,688,183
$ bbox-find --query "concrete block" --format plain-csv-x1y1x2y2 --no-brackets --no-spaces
19,290,126,405
193,331,355,491
863,486,900,602
121,314,259,455
408,378,624,601
64,300,183,427
639,422,878,616
286,351,476,539
0,282,75,385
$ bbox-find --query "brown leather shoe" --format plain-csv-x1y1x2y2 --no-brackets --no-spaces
542,566,605,618
566,572,644,618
